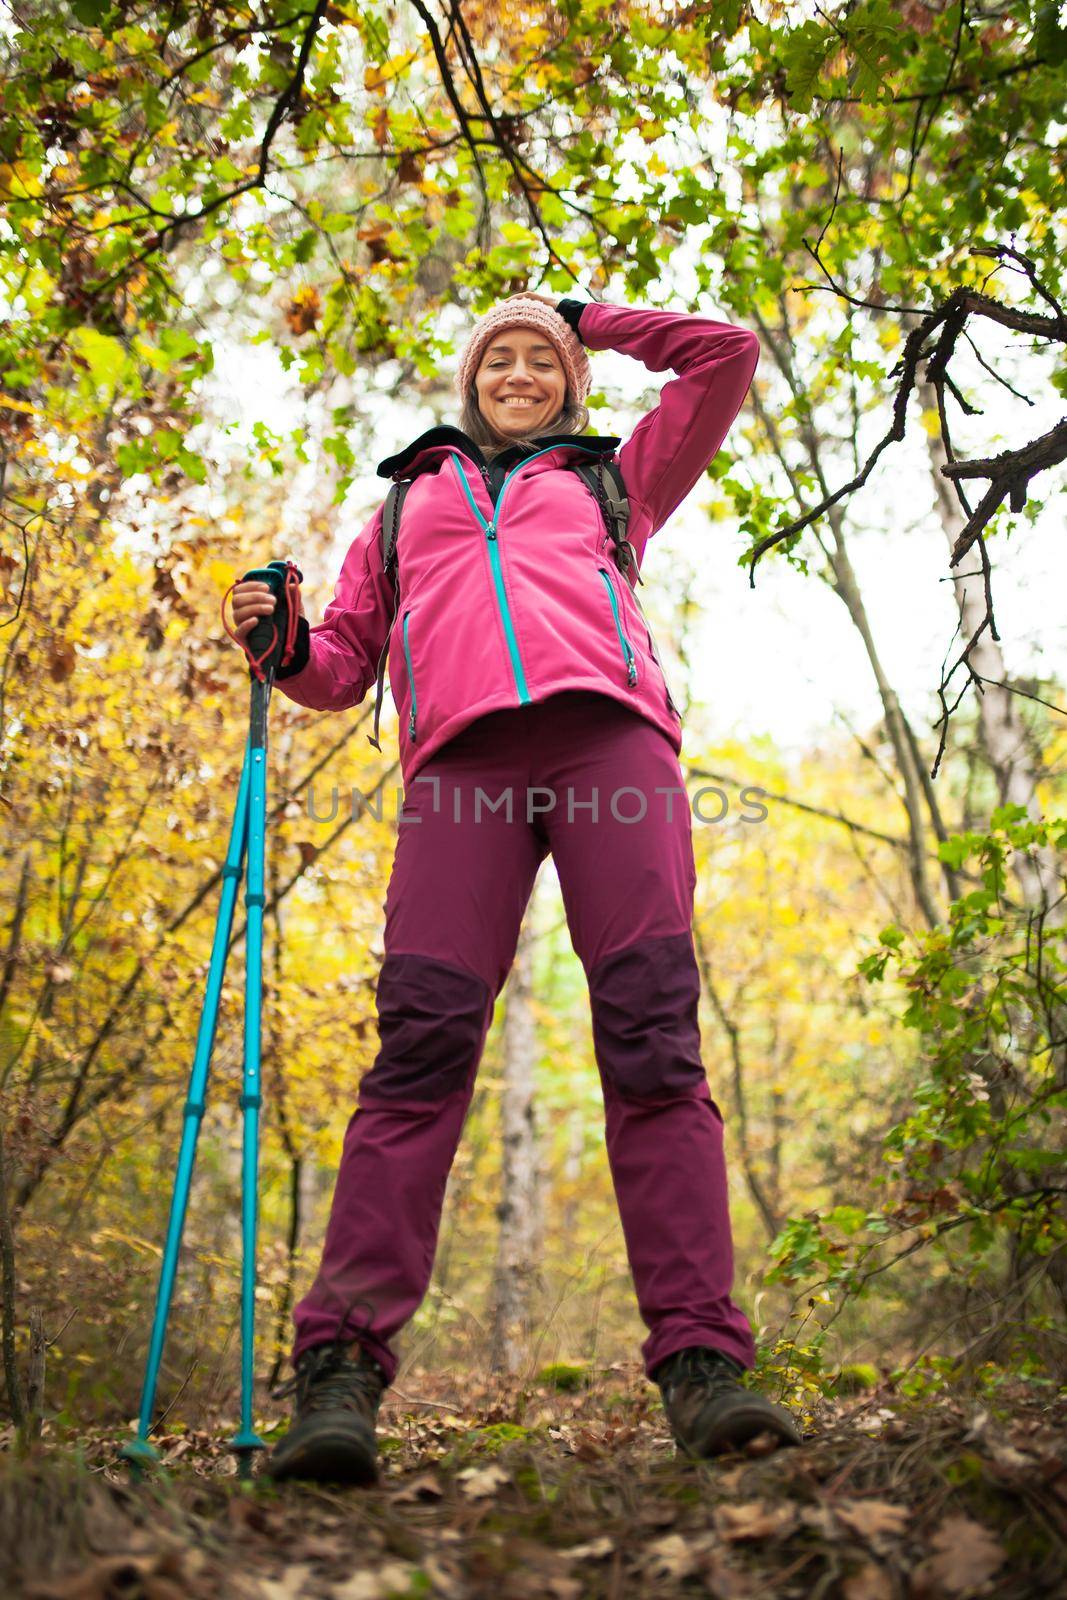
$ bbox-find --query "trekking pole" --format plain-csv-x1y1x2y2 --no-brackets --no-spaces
120,560,303,1481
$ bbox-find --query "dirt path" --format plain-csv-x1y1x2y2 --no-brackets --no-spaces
3,1368,1064,1599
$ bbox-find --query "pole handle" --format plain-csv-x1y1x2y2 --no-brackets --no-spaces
223,558,304,684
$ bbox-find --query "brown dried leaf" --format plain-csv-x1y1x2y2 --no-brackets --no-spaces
643,1533,699,1580
700,1548,753,1598
332,1566,417,1600
457,1460,509,1498
284,288,320,336
564,1536,614,1562
570,1425,607,1461
421,1556,464,1597
28,1552,189,1600
834,1499,911,1542
984,1441,1034,1483
842,1562,894,1600
391,1468,445,1502
715,1500,799,1542
260,1566,314,1600
902,0,936,32
47,639,77,681
920,1514,1006,1596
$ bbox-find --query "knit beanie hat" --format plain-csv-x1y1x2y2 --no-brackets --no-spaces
453,295,592,406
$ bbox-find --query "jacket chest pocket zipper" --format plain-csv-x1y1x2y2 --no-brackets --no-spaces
402,610,418,742
597,566,639,688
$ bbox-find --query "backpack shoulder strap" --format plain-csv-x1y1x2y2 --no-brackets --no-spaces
570,458,643,588
571,459,678,715
367,480,410,753
380,480,407,581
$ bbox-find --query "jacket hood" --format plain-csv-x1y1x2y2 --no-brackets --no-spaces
376,425,621,481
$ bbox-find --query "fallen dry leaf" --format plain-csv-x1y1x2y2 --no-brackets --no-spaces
457,1461,509,1499
421,1555,464,1597
564,1536,614,1561
842,1561,894,1600
700,1549,753,1599
331,1565,417,1600
643,1532,699,1580
715,1500,799,1542
916,1514,1006,1597
390,1469,444,1502
29,1552,189,1600
569,1425,607,1461
863,1409,908,1440
834,1499,911,1542
258,1565,314,1600
983,1441,1034,1483
634,1501,681,1531
800,1504,836,1539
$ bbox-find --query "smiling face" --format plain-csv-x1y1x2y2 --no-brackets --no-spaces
473,326,567,441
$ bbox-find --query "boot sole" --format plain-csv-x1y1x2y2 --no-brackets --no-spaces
676,1400,803,1458
264,1421,379,1486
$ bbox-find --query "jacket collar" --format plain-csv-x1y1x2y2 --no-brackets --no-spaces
376,425,620,481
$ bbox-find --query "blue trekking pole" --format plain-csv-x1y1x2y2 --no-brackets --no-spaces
120,559,303,1480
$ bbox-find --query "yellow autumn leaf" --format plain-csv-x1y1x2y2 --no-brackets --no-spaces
0,161,42,198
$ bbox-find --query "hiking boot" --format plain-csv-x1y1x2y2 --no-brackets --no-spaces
653,1345,803,1458
264,1340,387,1484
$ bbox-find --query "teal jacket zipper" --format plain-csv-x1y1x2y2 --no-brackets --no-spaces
597,566,639,687
402,610,418,742
450,444,615,705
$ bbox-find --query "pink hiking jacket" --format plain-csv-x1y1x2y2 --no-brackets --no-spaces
273,301,760,786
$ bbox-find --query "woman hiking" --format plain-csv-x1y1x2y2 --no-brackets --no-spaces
228,290,803,1483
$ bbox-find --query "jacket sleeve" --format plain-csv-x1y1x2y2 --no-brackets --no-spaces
573,301,760,560
271,500,394,713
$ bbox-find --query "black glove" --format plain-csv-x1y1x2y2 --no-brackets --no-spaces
275,613,310,679
556,298,589,342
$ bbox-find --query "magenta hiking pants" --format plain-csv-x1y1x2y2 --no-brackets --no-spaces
291,689,757,1381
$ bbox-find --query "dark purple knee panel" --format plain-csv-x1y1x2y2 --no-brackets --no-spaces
588,931,707,1101
359,952,492,1102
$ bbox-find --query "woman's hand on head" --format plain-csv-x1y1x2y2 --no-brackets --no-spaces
229,579,305,645
501,290,558,310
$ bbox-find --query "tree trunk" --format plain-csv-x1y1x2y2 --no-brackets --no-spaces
919,374,1063,913
489,907,541,1375
0,1122,24,1426
747,362,957,927
921,377,1067,1311
24,1305,44,1442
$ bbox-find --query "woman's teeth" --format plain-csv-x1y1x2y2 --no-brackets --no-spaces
499,397,539,406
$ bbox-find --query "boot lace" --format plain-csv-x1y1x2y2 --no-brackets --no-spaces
271,1341,383,1417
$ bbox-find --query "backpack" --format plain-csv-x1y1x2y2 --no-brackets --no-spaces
366,458,677,752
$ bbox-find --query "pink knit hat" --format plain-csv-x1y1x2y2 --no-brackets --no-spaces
453,295,592,405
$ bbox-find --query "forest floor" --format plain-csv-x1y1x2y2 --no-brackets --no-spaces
1,1364,1065,1600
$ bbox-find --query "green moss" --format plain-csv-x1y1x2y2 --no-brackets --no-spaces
477,1422,530,1445
536,1363,590,1392
829,1362,880,1394
943,1452,985,1486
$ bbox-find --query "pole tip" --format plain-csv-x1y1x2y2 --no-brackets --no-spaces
119,1437,162,1479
